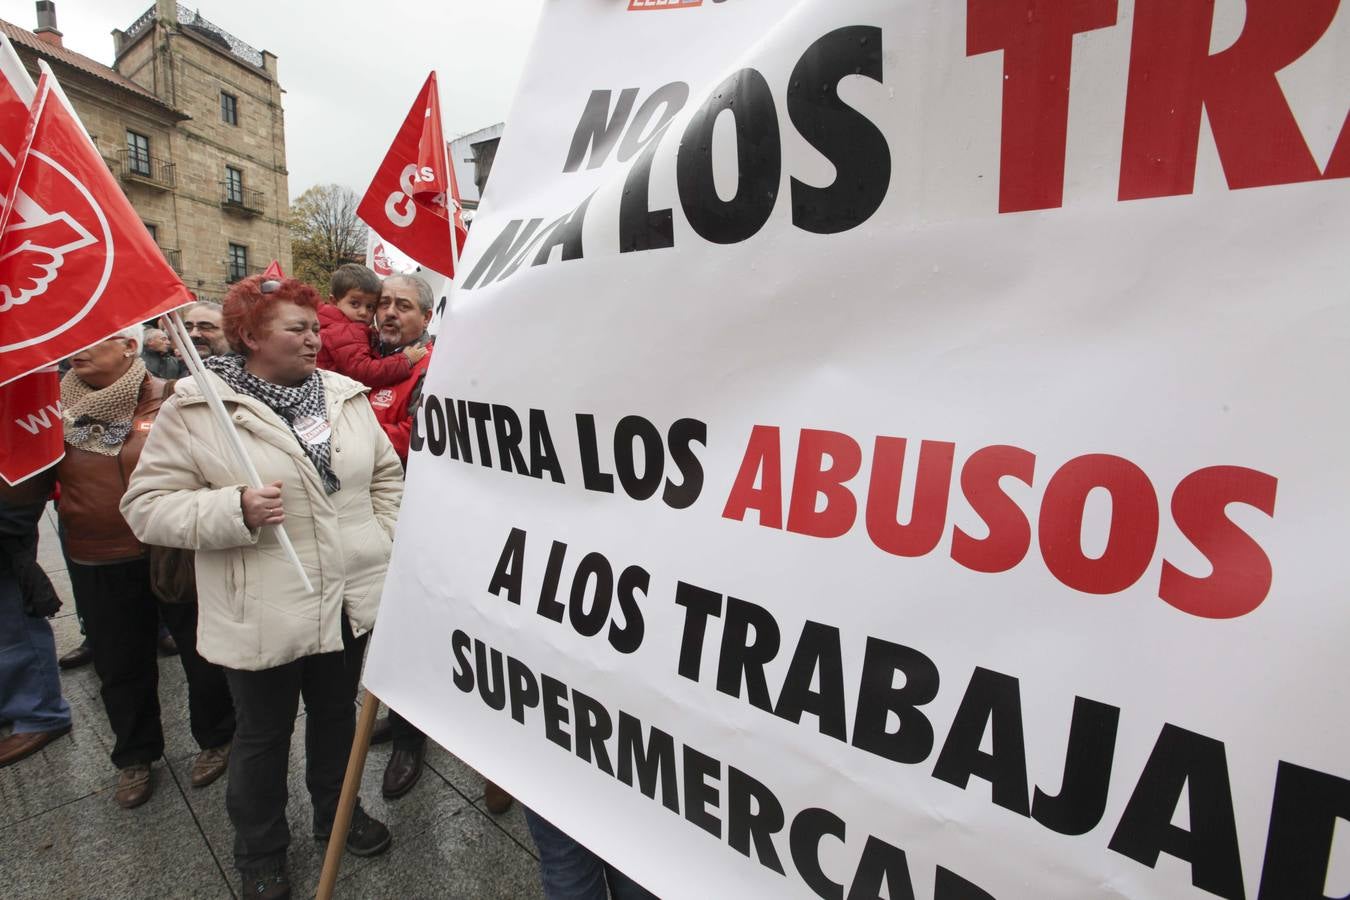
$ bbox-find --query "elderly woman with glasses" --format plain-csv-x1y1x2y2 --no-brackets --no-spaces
122,277,405,900
51,323,236,808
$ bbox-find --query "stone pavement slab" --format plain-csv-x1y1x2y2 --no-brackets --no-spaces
0,772,233,899
338,803,544,899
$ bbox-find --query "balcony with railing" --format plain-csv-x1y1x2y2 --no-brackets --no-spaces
118,149,176,190
159,247,182,274
220,182,264,216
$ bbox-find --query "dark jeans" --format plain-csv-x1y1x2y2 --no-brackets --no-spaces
388,707,426,752
68,557,234,768
523,808,658,900
223,615,368,873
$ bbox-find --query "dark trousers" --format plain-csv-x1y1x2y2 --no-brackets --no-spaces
68,557,235,769
523,808,658,900
388,707,426,752
223,615,368,873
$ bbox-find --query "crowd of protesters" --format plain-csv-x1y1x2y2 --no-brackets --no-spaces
0,265,653,900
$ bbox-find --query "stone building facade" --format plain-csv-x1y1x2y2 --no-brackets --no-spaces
2,0,290,301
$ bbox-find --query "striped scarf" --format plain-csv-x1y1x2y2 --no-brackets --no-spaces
204,355,340,495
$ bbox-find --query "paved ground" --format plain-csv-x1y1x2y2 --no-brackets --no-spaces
1,507,545,899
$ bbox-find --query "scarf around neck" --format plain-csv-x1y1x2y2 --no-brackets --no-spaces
61,357,147,456
204,354,341,495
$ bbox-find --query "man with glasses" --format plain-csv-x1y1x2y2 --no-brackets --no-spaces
179,300,231,359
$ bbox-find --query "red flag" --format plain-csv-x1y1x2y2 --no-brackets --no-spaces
0,69,191,387
415,76,448,199
357,72,468,278
262,259,285,280
0,367,63,485
0,36,40,218
0,36,35,154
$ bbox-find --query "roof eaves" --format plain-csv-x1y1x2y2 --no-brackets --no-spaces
0,19,185,119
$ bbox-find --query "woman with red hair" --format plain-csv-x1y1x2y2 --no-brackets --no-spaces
122,276,404,900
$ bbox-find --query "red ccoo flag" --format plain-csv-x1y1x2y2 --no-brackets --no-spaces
0,44,65,484
357,72,468,278
415,77,448,199
0,36,43,232
0,67,191,388
0,367,62,485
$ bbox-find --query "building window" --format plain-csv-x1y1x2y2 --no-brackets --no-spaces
126,131,151,176
144,222,158,244
227,243,248,282
220,92,238,126
225,166,244,204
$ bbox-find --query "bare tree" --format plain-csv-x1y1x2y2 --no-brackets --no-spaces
290,184,366,290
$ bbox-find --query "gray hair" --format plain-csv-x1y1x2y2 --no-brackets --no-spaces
143,327,167,343
112,323,143,348
184,299,223,316
384,274,435,314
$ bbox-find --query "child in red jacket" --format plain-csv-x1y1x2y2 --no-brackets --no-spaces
316,264,427,387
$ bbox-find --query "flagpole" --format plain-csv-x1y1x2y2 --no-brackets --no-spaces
444,142,461,276
0,68,49,244
315,687,383,900
438,75,462,288
36,60,93,142
165,311,314,593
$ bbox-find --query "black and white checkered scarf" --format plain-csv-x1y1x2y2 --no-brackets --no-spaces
204,354,340,495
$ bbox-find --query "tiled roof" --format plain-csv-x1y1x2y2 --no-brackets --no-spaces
0,19,181,115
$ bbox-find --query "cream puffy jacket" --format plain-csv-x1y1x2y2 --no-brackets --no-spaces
120,369,404,671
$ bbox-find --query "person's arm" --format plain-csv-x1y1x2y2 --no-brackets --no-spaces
326,323,414,388
381,417,411,465
380,371,427,464
120,399,261,550
362,397,406,538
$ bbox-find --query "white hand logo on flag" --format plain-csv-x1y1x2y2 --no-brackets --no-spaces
0,213,96,312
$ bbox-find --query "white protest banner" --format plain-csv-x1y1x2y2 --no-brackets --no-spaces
364,1,1350,897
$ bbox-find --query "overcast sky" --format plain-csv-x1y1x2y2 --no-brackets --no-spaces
0,0,545,198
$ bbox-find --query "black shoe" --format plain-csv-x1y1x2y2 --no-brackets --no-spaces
315,807,392,858
370,715,392,745
382,743,425,799
59,640,93,670
240,865,290,899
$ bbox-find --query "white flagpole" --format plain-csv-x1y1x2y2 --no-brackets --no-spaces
165,311,314,593
0,68,49,242
439,88,462,282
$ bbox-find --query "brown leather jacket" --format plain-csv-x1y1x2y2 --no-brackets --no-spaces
56,374,167,563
